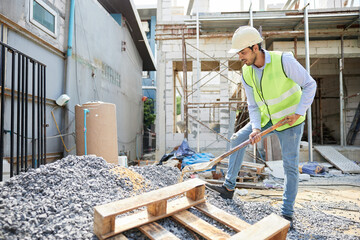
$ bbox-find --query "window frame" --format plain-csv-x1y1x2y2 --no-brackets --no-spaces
29,0,58,38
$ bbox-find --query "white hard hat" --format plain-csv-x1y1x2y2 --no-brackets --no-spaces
228,26,263,53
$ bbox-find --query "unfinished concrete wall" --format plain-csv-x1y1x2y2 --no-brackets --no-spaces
271,40,360,146
156,7,238,158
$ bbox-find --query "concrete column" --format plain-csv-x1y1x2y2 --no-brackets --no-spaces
219,61,229,136
155,48,166,161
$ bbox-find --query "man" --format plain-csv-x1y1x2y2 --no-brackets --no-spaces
206,26,316,228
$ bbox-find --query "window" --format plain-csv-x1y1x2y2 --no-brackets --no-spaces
30,0,57,37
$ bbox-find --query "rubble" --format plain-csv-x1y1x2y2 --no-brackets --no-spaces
0,155,359,239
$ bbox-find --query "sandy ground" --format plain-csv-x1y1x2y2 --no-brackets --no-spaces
238,183,360,235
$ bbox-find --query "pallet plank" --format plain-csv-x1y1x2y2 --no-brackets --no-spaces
138,222,180,240
229,213,290,240
148,200,167,216
172,210,230,240
102,196,206,239
107,234,129,240
95,178,206,218
205,179,266,189
94,178,206,239
195,202,251,232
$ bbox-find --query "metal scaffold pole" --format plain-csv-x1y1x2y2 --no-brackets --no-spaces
304,0,313,162
182,29,188,139
340,35,345,146
196,0,200,152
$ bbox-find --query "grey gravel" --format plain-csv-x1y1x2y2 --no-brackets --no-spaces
0,155,359,240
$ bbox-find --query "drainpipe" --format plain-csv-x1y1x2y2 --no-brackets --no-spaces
83,109,89,155
67,0,75,58
63,0,75,156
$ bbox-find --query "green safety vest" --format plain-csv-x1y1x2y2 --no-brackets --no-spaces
242,51,305,131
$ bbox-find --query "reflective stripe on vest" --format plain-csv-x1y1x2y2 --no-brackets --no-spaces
242,51,305,131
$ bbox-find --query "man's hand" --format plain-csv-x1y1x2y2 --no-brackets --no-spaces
249,128,261,145
286,114,301,126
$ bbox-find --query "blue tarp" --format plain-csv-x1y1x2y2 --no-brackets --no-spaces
159,139,214,170
299,161,325,175
175,139,196,158
181,153,215,170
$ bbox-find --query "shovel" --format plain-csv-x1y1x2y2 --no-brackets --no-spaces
179,118,291,181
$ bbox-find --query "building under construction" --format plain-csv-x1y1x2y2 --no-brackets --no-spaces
0,0,360,239
155,0,360,163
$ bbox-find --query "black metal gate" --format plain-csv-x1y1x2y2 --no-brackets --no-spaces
0,41,46,181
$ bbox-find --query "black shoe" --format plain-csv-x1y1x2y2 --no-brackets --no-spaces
282,215,294,230
205,184,234,199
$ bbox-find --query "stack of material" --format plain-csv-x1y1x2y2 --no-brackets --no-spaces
216,160,265,183
238,162,266,183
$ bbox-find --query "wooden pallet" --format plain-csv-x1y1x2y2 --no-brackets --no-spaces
237,176,259,183
94,178,290,240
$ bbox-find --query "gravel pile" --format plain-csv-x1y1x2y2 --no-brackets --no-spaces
0,155,359,240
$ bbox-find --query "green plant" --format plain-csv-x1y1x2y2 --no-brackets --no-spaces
176,96,181,115
144,99,156,128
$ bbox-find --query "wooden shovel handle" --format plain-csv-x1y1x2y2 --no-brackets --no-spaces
210,118,291,164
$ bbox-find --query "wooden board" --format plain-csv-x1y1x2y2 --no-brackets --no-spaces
108,234,128,240
205,179,266,189
100,196,205,239
94,178,206,239
237,176,258,183
138,222,180,240
229,213,290,240
220,160,265,174
172,210,230,240
95,178,206,218
194,202,251,232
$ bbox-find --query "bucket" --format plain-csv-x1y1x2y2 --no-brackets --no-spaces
118,156,128,167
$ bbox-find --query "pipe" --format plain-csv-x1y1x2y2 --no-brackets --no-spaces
67,0,76,57
304,0,313,162
64,0,76,157
83,109,89,155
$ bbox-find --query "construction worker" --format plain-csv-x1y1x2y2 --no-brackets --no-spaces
206,26,317,229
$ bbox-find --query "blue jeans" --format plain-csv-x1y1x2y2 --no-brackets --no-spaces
224,121,304,217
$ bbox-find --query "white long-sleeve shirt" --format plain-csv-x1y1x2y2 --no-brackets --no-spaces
242,50,317,130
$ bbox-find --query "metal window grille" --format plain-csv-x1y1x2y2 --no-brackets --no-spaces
0,41,47,181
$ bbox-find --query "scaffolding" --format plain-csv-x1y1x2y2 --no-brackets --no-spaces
167,1,360,160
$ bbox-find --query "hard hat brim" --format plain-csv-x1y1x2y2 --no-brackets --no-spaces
228,48,240,54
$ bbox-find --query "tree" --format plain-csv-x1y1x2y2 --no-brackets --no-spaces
143,98,156,128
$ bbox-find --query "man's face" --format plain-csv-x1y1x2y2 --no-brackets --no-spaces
238,47,256,66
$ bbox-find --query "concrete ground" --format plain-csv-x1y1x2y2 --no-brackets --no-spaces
237,175,360,236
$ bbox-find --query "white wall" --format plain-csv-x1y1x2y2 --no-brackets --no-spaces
1,0,146,162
